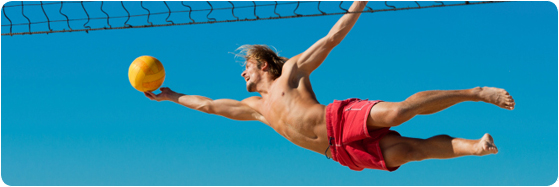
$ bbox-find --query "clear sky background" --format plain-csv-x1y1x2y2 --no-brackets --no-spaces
1,1,557,186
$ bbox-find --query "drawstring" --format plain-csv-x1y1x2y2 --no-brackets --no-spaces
325,137,334,159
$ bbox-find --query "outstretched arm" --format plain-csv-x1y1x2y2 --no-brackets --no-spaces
145,87,267,124
297,1,368,74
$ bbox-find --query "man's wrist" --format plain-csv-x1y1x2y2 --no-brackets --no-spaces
168,92,185,102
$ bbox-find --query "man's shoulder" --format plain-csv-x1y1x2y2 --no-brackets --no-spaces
288,53,301,61
279,54,310,78
284,54,301,67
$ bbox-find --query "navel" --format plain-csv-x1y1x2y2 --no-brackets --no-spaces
282,92,285,96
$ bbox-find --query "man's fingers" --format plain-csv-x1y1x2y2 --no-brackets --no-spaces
144,92,151,99
144,91,155,100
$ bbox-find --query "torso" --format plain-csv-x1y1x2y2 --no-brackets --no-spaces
249,57,331,158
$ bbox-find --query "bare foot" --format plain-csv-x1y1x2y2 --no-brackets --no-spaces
477,87,515,110
475,133,498,156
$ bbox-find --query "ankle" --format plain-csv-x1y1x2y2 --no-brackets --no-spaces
469,87,483,102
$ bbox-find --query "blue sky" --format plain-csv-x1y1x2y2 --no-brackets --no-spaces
1,1,557,186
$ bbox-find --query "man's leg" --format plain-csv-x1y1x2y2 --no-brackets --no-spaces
379,132,498,168
367,87,515,129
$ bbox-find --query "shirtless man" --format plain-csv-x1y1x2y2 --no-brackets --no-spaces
145,1,515,171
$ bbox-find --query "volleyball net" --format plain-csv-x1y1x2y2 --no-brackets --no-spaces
1,1,507,36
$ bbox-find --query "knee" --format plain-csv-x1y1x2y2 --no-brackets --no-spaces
408,135,452,161
405,147,427,162
402,140,429,162
389,143,427,165
384,104,414,126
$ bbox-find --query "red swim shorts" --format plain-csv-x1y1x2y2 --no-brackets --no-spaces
326,98,400,171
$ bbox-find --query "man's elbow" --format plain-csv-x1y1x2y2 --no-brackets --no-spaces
197,101,215,114
325,34,342,48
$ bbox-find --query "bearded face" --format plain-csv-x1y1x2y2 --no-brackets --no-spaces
241,60,264,92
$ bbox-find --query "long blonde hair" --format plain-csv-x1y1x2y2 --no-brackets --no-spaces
235,44,288,79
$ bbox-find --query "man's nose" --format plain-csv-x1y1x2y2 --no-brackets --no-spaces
241,71,246,78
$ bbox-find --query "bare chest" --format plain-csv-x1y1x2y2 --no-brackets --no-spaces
259,75,325,141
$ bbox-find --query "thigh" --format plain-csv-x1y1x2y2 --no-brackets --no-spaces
379,132,422,168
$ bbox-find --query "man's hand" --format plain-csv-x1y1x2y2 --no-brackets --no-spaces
144,87,179,102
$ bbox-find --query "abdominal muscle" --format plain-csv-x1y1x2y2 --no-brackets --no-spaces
261,83,331,158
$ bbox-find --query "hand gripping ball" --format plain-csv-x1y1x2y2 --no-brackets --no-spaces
128,56,165,92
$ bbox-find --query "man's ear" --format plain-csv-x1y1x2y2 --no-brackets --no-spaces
260,61,269,71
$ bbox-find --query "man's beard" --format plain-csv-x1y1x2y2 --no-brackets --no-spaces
247,82,256,92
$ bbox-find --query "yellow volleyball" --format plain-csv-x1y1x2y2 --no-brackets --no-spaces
128,56,165,92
